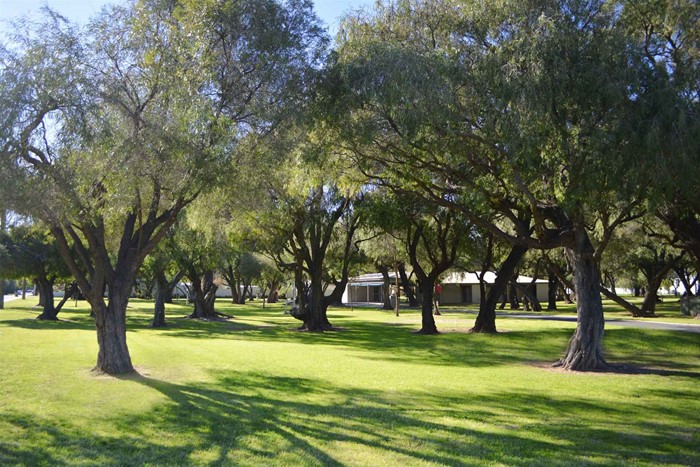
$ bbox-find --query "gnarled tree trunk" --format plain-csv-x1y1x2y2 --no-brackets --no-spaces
398,263,417,306
599,286,646,316
641,277,663,316
299,266,333,331
92,279,134,374
508,276,519,309
470,245,528,333
35,276,57,320
187,270,219,320
378,265,393,310
547,271,558,310
554,229,608,371
153,292,166,327
417,278,439,334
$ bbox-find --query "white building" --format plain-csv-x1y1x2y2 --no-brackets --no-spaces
342,272,397,304
439,271,548,305
342,271,548,305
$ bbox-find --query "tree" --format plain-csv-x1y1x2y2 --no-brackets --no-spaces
257,255,286,307
0,209,7,309
268,183,362,331
0,226,74,320
144,241,184,328
168,217,233,321
333,0,649,369
0,0,325,373
619,1,700,275
358,225,407,312
365,191,470,333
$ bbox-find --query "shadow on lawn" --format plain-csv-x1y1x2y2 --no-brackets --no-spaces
2,371,697,465
3,302,699,373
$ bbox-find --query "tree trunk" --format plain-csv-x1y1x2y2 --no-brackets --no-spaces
301,268,333,331
471,245,528,333
93,284,134,374
509,277,519,309
187,271,219,319
674,268,695,297
416,278,438,334
517,283,542,311
162,271,183,304
231,282,240,304
237,284,247,304
560,284,574,303
268,283,279,303
36,278,46,307
163,287,174,304
36,277,58,320
641,277,664,316
50,283,77,318
153,292,166,327
599,286,646,316
554,230,608,371
640,258,680,315
547,271,558,310
0,209,4,309
152,274,169,327
394,264,400,316
379,266,393,310
398,263,417,306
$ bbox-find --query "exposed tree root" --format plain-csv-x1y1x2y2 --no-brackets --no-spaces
296,323,339,332
36,314,59,321
552,351,611,372
184,312,233,322
468,325,497,334
413,328,440,335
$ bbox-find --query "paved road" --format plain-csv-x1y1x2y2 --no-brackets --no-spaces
497,312,700,334
2,294,20,303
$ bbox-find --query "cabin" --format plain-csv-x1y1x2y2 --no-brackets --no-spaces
342,271,548,306
342,272,397,304
439,271,548,305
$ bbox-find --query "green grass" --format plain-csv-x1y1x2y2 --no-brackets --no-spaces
0,298,698,466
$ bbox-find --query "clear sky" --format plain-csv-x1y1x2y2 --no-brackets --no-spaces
0,0,372,35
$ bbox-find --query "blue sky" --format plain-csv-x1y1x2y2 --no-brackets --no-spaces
0,0,372,35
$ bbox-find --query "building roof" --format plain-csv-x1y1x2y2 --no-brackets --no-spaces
347,272,398,286
441,271,547,285
348,271,546,286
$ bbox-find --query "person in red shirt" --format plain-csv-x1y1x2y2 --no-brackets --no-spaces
434,283,442,315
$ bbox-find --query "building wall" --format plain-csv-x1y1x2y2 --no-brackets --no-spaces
345,284,383,303
439,283,547,305
440,284,463,304
473,285,482,304
343,277,548,306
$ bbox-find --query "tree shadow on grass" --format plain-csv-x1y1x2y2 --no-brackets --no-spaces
2,370,697,465
3,304,697,375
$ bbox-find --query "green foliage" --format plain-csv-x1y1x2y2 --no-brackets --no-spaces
0,225,69,283
618,0,700,205
333,0,654,244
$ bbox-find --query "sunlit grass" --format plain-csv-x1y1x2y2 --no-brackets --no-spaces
0,297,698,465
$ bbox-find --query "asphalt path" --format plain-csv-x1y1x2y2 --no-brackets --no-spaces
2,294,20,303
497,312,700,333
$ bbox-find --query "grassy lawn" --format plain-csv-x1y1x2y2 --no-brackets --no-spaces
0,298,698,466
